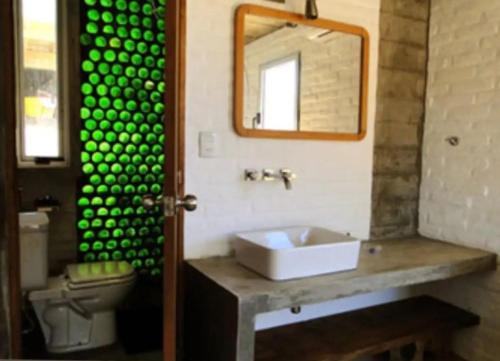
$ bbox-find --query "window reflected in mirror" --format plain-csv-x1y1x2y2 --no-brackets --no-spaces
257,53,300,131
244,15,362,133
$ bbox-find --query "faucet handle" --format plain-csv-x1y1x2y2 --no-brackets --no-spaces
262,169,277,181
244,169,260,181
280,168,297,179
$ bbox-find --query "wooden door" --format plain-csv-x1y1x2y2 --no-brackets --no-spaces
163,1,187,360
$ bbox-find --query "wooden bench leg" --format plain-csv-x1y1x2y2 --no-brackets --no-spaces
411,341,425,361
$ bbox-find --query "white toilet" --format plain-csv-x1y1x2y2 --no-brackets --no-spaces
20,212,137,353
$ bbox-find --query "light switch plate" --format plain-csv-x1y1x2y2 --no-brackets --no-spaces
199,131,220,158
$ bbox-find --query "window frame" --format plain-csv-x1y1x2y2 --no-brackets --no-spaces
14,0,70,168
258,53,301,131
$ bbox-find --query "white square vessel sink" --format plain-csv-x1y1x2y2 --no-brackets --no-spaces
234,227,361,281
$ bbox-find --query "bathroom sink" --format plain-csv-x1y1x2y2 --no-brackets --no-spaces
234,227,361,281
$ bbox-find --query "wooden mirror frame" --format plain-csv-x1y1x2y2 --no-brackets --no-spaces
234,4,370,141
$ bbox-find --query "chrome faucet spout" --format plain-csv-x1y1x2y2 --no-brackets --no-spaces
280,169,295,190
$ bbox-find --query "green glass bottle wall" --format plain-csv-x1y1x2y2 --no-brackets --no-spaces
78,0,166,277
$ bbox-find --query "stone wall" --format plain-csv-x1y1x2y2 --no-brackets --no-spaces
419,0,500,360
370,0,429,239
244,26,361,133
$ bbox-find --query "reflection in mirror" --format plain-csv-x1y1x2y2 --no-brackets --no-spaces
233,5,371,141
242,13,363,134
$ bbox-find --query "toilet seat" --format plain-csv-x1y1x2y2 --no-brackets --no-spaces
66,261,136,290
28,261,136,300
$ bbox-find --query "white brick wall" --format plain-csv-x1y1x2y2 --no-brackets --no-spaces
420,0,500,359
244,26,361,132
185,0,380,259
420,0,500,254
185,0,402,329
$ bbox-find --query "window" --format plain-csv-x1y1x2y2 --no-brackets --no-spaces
15,0,68,167
259,54,300,131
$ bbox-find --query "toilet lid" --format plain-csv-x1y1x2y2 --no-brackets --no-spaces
66,261,135,286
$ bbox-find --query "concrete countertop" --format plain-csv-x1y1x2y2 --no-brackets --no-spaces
187,237,497,313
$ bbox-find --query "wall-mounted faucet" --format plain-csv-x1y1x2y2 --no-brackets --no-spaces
280,169,295,190
245,168,297,190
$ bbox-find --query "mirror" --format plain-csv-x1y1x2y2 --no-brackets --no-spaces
234,5,369,141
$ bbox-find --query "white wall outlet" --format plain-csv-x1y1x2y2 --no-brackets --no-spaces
199,131,220,158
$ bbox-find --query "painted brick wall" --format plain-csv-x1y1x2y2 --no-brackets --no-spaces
420,0,500,359
185,0,379,258
371,0,429,239
185,0,414,330
244,27,361,133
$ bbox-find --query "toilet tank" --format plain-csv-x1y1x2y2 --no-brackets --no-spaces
19,212,49,291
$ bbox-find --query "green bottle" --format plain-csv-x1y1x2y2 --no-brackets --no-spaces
78,220,90,230
80,33,93,46
104,153,117,163
121,239,132,248
91,198,104,207
105,196,117,207
98,142,111,153
89,73,101,85
97,185,109,194
144,30,154,42
129,14,140,26
100,121,111,132
95,36,107,48
92,130,104,141
131,28,142,40
97,163,110,174
82,163,95,174
102,11,113,23
109,37,121,48
81,152,91,163
82,209,94,219
91,152,104,163
83,96,97,108
82,185,94,194
106,240,118,250
80,243,91,252
129,1,140,13
103,25,114,35
116,0,127,11
89,174,102,185
97,208,109,217
104,50,116,62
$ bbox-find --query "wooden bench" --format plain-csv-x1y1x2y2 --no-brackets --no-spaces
255,296,479,361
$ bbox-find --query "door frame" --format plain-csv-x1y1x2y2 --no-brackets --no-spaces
0,0,22,357
0,0,187,359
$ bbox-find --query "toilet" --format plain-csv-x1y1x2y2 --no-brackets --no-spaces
20,212,137,353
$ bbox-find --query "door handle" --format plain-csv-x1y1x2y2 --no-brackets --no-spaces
142,194,198,216
175,194,198,212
